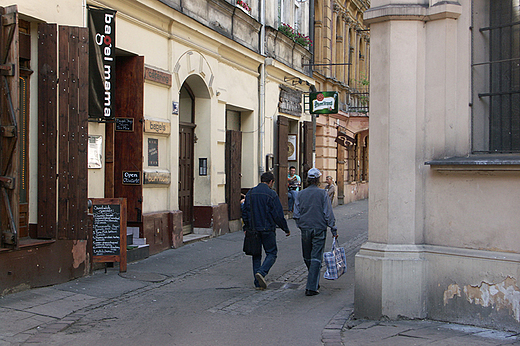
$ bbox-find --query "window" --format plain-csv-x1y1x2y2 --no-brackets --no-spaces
472,0,520,153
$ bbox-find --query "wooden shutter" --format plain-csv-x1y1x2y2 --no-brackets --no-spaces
0,5,19,246
37,23,57,239
57,26,89,240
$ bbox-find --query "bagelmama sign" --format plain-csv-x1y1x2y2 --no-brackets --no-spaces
309,92,338,114
88,6,116,119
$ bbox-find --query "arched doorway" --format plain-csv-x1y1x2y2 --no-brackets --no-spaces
178,75,211,234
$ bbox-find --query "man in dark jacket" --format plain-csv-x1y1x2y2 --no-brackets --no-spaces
242,172,290,289
293,168,337,296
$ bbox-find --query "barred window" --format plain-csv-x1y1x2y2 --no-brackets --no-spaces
472,0,520,153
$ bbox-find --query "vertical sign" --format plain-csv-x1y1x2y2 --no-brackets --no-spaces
148,138,158,166
88,6,116,119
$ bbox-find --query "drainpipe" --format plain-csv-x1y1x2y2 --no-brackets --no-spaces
258,0,266,176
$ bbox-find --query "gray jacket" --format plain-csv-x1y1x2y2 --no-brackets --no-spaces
293,185,337,236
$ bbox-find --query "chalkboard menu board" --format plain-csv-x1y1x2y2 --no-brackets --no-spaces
91,198,127,272
93,204,121,256
115,117,134,132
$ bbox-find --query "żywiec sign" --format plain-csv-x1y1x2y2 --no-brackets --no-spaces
309,92,338,114
88,6,116,119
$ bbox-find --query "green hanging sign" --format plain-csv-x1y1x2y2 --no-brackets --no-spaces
309,91,338,114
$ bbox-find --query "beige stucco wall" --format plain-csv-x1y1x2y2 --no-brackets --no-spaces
357,0,520,330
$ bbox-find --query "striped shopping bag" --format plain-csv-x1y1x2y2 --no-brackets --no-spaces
323,239,346,280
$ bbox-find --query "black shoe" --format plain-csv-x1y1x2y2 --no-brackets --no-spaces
305,289,319,296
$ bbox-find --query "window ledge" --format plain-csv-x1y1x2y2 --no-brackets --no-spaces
0,239,55,252
426,154,520,171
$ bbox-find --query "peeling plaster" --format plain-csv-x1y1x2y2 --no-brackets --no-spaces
443,283,461,305
444,277,520,322
72,240,87,269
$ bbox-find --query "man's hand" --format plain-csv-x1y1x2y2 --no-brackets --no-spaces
285,230,291,237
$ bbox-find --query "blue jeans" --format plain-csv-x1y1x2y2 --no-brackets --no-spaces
300,228,326,291
252,231,278,287
288,190,298,211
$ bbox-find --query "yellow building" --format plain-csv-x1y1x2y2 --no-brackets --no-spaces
0,0,314,294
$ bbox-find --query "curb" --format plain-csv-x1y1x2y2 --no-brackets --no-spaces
322,305,354,346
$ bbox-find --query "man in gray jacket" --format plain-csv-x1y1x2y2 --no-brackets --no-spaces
293,168,337,296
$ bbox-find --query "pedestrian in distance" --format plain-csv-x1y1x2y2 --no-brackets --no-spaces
293,168,337,296
324,175,337,207
287,166,301,212
242,171,291,290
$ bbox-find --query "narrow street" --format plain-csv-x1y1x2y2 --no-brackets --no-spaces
0,200,368,346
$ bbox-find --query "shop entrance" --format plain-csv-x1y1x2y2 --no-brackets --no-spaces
106,55,144,230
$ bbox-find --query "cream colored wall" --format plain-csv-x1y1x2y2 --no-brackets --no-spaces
425,171,520,253
4,0,85,25
142,81,171,214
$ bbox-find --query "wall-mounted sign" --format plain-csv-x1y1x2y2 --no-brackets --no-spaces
144,119,171,135
336,130,355,148
279,85,303,116
309,91,339,114
144,171,171,185
115,117,134,132
88,5,116,119
144,66,172,87
122,171,141,185
199,158,208,176
148,138,158,166
172,101,179,115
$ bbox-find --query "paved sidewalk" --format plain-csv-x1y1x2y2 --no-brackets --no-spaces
0,199,518,345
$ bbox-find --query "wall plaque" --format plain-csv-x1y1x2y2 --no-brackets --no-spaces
278,85,303,116
148,138,158,166
144,66,172,87
115,117,134,132
144,171,171,185
144,119,171,135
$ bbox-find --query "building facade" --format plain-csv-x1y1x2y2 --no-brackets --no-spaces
0,0,314,294
356,0,520,332
311,0,369,204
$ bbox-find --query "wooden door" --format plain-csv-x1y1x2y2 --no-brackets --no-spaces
112,56,144,223
226,130,242,220
277,116,289,210
179,124,194,233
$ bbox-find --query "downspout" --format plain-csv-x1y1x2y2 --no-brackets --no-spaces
258,0,266,175
310,0,316,166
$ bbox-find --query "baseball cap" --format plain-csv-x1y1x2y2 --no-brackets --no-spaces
307,167,322,179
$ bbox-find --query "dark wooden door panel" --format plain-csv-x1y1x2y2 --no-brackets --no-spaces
114,56,144,223
277,116,289,210
179,124,194,227
226,130,242,220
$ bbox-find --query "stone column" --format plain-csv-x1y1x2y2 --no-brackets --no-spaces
354,1,462,319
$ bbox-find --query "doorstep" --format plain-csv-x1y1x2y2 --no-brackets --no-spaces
183,233,210,245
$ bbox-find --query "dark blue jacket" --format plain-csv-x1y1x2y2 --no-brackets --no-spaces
242,183,289,233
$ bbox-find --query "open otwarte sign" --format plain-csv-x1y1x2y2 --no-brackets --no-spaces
309,91,339,114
